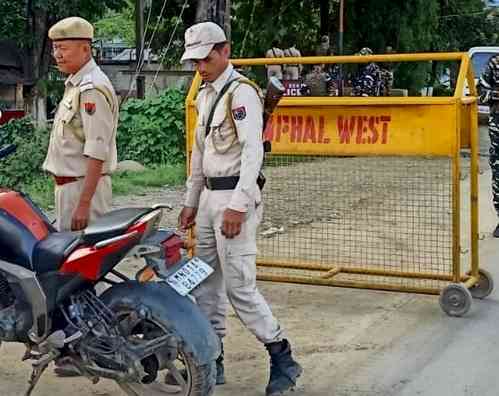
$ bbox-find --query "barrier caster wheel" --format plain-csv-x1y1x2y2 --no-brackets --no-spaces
469,269,494,299
439,283,472,317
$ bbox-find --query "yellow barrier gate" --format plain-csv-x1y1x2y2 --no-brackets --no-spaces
185,53,493,316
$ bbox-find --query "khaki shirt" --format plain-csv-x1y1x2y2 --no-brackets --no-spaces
266,47,284,59
284,46,303,77
185,64,263,212
43,58,118,177
265,47,284,78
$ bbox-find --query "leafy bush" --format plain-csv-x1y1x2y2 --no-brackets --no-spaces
0,117,50,189
0,87,187,190
118,88,186,166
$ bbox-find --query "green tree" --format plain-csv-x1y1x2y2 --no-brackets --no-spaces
94,0,135,46
430,1,499,87
142,0,321,67
435,0,499,52
341,0,438,93
232,0,321,58
0,0,27,41
143,0,197,67
0,0,126,123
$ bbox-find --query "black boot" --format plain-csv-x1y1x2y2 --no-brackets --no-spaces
494,223,499,238
215,342,225,385
265,339,302,396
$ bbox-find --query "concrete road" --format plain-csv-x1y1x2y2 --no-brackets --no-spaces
480,124,490,157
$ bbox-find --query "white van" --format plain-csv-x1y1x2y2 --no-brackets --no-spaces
468,46,499,120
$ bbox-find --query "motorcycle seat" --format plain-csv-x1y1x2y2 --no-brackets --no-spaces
32,232,81,273
82,207,154,245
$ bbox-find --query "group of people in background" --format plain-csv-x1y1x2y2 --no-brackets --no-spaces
265,36,395,97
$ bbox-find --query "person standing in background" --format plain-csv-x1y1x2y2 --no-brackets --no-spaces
479,54,499,237
283,40,302,81
266,41,284,81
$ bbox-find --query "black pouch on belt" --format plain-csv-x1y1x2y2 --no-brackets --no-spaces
257,172,266,191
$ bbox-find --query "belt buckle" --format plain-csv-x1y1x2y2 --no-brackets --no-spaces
205,178,213,190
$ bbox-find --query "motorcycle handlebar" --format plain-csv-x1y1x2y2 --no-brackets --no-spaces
0,144,16,160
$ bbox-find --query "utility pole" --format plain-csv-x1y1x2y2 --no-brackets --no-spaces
319,0,330,38
337,0,344,96
338,0,344,56
224,0,231,40
196,0,231,39
135,0,145,99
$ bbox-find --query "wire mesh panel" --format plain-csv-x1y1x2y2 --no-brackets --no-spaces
257,155,454,292
185,53,482,309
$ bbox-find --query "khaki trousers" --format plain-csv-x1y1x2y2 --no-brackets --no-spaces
192,188,282,344
267,65,283,81
284,66,300,81
55,176,112,232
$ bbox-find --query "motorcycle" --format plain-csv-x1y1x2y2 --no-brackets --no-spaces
0,144,219,396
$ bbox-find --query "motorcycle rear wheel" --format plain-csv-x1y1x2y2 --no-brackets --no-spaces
111,306,216,396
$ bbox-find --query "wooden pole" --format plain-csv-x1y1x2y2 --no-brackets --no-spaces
135,0,145,98
338,0,345,95
338,0,344,55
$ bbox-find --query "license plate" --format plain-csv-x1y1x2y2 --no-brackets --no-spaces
478,105,489,114
166,257,214,296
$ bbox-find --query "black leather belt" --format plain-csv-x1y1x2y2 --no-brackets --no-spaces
205,176,240,190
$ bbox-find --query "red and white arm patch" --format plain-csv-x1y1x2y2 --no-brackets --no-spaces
232,106,247,121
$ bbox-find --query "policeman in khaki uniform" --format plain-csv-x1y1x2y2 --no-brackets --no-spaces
43,17,118,232
173,22,302,396
265,41,284,81
283,43,302,81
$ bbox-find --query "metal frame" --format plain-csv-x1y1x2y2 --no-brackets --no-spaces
185,52,480,297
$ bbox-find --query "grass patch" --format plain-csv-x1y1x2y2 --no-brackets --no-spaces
112,163,186,195
23,163,186,211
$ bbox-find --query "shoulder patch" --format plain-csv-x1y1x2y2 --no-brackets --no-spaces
232,106,246,121
84,102,96,115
